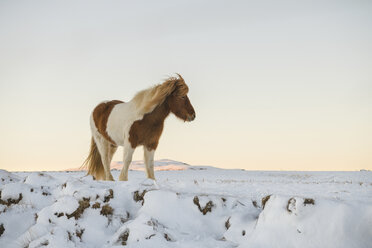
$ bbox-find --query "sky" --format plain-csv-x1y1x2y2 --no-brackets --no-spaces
0,0,371,172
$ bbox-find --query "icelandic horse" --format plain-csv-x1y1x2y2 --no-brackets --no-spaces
83,74,195,181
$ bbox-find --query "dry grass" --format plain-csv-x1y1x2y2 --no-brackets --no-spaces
193,196,214,215
117,229,130,246
100,204,113,217
67,231,72,241
286,198,296,213
133,190,147,205
104,189,114,203
304,198,315,205
225,217,231,230
92,202,101,209
76,229,85,241
164,233,173,241
0,192,23,207
54,212,64,218
66,198,90,220
0,223,4,237
261,195,271,209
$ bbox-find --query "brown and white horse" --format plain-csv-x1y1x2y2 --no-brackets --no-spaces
84,74,195,181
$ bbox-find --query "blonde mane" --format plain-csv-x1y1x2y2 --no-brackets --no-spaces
132,74,189,115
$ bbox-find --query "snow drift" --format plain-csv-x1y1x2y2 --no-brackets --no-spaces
0,161,371,248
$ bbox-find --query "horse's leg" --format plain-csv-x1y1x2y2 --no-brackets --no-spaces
95,135,115,181
144,147,155,180
118,144,134,181
104,144,117,181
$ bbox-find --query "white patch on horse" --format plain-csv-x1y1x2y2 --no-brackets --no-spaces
106,101,144,146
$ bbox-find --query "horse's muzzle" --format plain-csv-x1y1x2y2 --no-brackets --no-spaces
187,113,196,122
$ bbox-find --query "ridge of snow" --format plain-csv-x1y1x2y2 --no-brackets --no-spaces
0,168,371,247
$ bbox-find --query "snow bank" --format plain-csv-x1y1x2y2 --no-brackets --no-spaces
0,165,371,248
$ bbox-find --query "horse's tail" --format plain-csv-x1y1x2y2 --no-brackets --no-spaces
82,137,104,180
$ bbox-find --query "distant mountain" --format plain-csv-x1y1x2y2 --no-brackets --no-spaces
66,159,189,171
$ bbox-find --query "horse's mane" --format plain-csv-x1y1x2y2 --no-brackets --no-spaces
132,74,189,115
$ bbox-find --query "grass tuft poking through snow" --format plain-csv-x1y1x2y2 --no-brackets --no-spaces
261,194,271,209
133,190,147,205
0,224,4,237
193,196,214,215
117,228,129,246
100,204,114,217
303,198,315,206
0,192,23,207
66,198,90,220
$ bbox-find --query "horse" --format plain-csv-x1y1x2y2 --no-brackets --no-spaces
83,74,195,181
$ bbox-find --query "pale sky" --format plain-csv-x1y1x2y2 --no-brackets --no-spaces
0,0,371,171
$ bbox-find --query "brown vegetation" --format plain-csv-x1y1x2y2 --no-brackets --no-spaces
304,198,315,206
193,196,214,215
76,229,85,241
133,190,147,205
104,189,114,203
164,233,173,241
261,195,271,209
100,204,113,217
0,223,4,237
92,202,101,209
54,212,64,218
0,192,23,206
287,198,296,213
66,198,90,220
117,229,130,246
225,217,231,230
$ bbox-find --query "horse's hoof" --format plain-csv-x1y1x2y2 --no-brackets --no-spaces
106,175,115,181
118,175,128,181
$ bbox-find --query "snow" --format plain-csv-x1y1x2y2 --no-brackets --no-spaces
0,160,371,248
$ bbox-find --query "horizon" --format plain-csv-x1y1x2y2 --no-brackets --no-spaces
1,0,371,172
5,158,370,173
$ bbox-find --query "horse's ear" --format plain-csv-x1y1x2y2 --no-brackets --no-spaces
173,73,185,89
176,73,184,83
172,74,188,96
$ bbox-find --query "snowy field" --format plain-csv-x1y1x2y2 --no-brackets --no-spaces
0,160,371,248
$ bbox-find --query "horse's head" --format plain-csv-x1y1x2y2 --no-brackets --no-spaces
167,75,195,122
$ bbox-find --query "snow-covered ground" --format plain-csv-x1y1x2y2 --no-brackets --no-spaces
0,160,371,248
